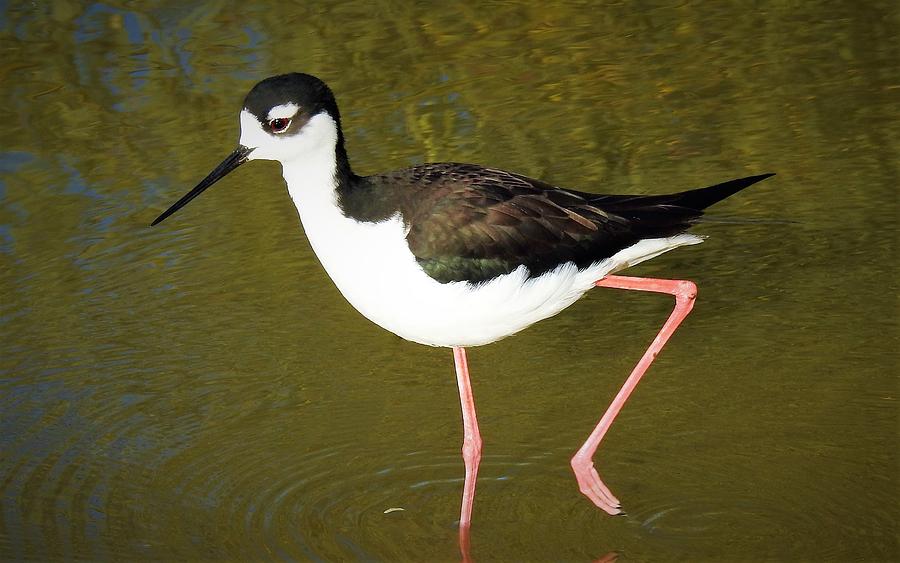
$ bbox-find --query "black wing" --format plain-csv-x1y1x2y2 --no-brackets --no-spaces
367,163,772,284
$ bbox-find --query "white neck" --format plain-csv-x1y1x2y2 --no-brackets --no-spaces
276,113,347,236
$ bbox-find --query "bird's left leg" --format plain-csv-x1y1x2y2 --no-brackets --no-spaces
570,275,697,514
453,346,482,555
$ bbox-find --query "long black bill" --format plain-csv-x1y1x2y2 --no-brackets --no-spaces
151,145,254,226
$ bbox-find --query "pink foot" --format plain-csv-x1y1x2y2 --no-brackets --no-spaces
571,454,622,515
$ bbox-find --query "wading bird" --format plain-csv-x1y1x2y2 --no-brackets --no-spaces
152,73,772,551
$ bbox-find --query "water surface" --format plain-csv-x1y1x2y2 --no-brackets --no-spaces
1,1,897,561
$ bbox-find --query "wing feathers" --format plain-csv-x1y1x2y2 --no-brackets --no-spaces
357,163,772,283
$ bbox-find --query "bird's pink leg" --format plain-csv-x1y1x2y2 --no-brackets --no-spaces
453,346,482,557
571,275,697,514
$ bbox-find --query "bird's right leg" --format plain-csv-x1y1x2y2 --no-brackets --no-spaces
570,275,697,514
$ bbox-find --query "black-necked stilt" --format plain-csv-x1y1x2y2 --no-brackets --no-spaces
152,73,773,538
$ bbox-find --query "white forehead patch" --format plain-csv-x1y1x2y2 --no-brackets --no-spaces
266,102,299,120
239,109,337,163
240,109,268,149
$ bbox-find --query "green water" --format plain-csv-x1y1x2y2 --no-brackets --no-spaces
1,1,897,561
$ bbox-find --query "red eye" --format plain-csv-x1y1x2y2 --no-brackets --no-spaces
269,118,291,133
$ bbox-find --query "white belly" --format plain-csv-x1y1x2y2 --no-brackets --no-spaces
298,210,615,347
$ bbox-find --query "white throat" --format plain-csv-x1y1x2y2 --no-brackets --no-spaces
278,114,343,209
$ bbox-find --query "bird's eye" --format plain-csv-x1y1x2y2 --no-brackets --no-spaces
269,118,291,133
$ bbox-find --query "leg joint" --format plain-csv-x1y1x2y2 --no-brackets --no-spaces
674,280,697,303
462,435,482,459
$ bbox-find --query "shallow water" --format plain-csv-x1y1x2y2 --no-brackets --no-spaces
1,1,897,561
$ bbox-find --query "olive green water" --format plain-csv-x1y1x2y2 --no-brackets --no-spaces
1,1,897,561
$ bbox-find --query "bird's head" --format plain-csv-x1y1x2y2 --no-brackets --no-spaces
151,73,341,226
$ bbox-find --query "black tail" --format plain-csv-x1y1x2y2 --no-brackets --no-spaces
585,173,775,241
670,173,775,211
590,173,775,212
